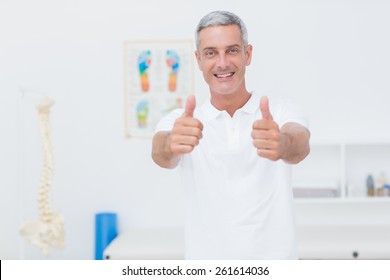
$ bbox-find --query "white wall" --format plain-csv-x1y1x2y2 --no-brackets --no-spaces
1,0,390,259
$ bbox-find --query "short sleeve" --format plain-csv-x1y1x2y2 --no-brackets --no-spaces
277,99,309,129
155,108,184,133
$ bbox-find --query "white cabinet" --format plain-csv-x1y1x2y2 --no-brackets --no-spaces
292,141,390,259
292,141,390,199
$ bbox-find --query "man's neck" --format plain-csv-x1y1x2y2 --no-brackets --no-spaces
210,90,251,117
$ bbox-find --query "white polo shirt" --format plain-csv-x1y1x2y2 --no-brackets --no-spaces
155,92,308,259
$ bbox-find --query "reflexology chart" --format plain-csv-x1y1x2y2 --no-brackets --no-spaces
124,40,194,138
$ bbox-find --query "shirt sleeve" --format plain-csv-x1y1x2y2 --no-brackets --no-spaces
154,108,184,133
277,99,309,129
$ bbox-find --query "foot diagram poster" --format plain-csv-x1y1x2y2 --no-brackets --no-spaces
124,40,194,138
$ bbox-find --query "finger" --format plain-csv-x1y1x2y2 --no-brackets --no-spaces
252,138,278,150
256,149,279,161
172,126,203,139
171,134,201,147
183,95,196,117
174,118,204,132
252,119,277,131
260,96,273,121
171,144,194,155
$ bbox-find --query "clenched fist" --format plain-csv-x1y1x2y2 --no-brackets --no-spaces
252,96,287,161
170,95,204,155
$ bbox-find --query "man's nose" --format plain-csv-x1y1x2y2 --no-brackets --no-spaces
216,53,229,69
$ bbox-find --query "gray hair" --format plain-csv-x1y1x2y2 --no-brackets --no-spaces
195,11,248,50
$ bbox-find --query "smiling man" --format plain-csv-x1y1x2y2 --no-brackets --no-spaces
152,11,310,259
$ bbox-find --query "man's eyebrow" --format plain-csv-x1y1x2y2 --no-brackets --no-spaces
226,44,241,48
201,44,242,52
202,47,217,52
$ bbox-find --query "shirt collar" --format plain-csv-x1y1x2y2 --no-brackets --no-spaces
200,98,222,120
200,91,259,120
240,91,259,114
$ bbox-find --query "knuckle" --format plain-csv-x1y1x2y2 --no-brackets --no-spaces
170,144,179,154
274,131,281,140
253,120,261,129
270,152,279,161
191,127,199,136
251,130,258,139
195,120,203,129
171,133,180,143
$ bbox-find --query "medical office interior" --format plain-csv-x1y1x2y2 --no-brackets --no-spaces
1,0,389,260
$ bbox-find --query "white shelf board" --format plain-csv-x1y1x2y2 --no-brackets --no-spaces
294,196,390,204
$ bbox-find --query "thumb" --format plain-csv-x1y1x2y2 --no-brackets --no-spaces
183,95,196,117
260,96,273,120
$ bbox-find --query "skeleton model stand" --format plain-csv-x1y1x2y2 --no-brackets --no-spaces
20,96,65,255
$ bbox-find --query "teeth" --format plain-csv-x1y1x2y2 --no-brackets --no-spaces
216,73,233,78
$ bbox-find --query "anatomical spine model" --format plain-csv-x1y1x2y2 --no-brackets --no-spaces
20,96,65,255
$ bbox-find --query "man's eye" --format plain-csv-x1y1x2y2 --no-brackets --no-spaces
228,48,239,54
205,51,215,57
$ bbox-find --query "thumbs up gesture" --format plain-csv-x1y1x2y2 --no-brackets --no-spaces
170,95,203,155
252,96,286,161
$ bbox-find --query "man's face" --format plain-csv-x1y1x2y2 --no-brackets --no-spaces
195,24,252,96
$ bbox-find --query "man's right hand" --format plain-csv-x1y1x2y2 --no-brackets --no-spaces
170,95,203,155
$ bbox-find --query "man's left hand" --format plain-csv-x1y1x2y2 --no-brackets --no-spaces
251,96,288,161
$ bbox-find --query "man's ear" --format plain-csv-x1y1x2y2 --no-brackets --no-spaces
245,44,253,66
195,50,202,70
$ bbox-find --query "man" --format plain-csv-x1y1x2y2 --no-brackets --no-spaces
152,11,310,259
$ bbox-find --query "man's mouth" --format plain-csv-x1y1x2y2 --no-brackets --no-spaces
214,72,235,78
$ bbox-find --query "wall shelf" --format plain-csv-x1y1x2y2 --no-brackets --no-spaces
292,141,390,200
294,196,390,204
